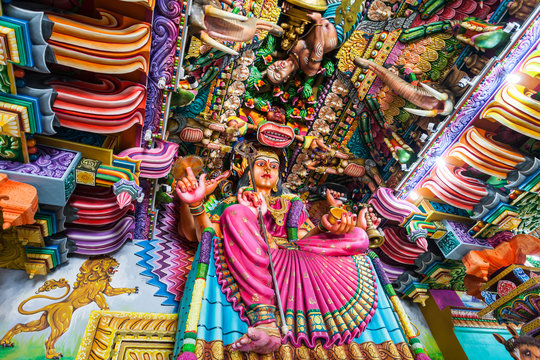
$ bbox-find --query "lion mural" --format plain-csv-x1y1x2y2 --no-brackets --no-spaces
0,256,138,359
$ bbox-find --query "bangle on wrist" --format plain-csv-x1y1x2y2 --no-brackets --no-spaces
318,221,329,233
189,203,205,216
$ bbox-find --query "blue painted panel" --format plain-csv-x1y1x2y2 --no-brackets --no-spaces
454,327,513,360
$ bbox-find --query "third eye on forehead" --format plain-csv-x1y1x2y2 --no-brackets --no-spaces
255,157,279,166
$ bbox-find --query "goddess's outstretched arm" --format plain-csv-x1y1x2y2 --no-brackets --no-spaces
177,201,198,242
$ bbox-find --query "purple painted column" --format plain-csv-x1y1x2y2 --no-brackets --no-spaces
136,0,183,239
143,0,183,141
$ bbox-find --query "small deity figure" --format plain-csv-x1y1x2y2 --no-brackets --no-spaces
267,12,338,84
176,144,380,353
266,0,363,84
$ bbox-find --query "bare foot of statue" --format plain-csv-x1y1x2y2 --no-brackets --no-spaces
230,323,281,354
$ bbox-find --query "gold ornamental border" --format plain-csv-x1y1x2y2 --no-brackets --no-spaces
478,277,540,318
76,310,178,360
479,264,539,292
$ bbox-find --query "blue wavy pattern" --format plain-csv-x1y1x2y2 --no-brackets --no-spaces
176,85,211,119
135,239,179,308
348,127,372,159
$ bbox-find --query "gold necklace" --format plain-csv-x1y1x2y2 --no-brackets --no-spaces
264,196,288,226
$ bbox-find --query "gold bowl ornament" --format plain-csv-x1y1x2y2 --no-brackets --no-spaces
328,207,347,224
285,0,328,11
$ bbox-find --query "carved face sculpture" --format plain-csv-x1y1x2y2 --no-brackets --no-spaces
253,155,280,191
267,58,296,85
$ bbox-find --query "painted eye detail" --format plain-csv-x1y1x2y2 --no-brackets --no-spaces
270,163,278,169
256,161,265,167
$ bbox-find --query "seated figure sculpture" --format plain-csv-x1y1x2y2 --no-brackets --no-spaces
176,144,380,354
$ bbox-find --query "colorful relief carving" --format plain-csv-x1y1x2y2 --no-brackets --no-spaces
76,311,177,360
421,162,488,210
449,126,526,178
50,75,146,134
118,139,179,178
64,185,136,255
0,0,538,359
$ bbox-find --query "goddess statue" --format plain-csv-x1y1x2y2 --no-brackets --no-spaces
176,144,380,354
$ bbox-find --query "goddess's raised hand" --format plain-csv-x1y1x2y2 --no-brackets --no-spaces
175,167,207,205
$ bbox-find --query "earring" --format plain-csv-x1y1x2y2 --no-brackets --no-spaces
273,185,278,193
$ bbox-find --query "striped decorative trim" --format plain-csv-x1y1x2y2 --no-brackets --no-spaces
178,228,215,358
369,251,432,360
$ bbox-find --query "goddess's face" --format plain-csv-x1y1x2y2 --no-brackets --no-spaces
253,156,280,191
267,59,295,85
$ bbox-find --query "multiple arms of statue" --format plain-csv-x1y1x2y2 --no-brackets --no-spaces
300,190,380,239
176,168,379,242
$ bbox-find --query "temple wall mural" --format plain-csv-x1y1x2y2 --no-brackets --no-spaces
0,0,539,359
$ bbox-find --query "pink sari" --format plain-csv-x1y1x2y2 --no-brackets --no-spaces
215,198,378,349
